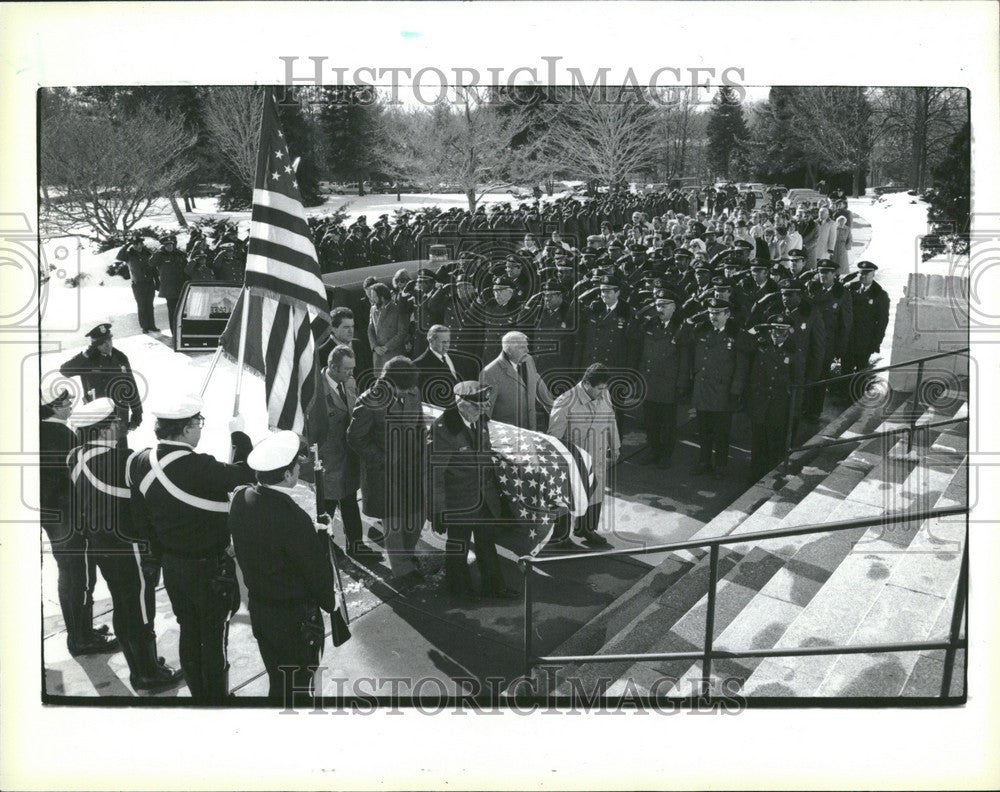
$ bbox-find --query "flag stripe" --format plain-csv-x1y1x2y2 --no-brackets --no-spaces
249,201,313,242
251,189,315,231
263,300,290,397
244,271,330,314
247,236,323,278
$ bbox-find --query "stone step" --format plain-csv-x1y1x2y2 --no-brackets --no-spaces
667,431,964,696
741,457,966,697
546,547,745,696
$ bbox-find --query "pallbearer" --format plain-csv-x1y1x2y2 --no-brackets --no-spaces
230,431,337,705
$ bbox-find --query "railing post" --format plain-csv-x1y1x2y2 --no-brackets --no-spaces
701,544,720,699
522,559,534,680
941,533,969,697
908,360,925,452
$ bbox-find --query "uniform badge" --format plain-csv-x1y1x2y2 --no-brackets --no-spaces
784,356,790,364
121,366,126,373
868,298,874,305
726,340,733,350
833,302,839,309
800,322,807,330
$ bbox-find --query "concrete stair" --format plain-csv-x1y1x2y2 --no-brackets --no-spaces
531,390,967,700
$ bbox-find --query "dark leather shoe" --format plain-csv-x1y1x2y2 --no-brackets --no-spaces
131,663,184,692
91,624,112,637
68,632,120,657
580,532,611,548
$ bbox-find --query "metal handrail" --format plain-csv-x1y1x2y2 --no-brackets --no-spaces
519,504,969,699
782,346,969,468
789,347,970,390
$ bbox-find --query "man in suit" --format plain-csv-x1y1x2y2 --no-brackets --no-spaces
479,331,554,432
413,325,478,408
307,344,381,563
367,282,408,374
427,382,518,600
229,430,337,705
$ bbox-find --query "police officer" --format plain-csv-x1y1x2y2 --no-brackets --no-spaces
842,260,891,379
678,297,748,478
68,398,183,692
127,395,254,703
778,279,826,439
745,315,803,480
40,388,116,656
59,323,143,438
739,261,781,326
150,234,188,337
520,279,574,394
803,259,854,420
229,431,338,704
116,234,159,332
630,289,684,468
476,276,524,365
573,274,629,372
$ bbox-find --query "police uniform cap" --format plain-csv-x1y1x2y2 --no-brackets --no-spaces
69,397,118,429
247,430,302,473
711,276,730,288
673,248,694,258
161,234,177,244
505,254,524,265
627,242,646,252
816,259,838,271
705,298,731,311
856,260,879,272
540,279,563,294
581,246,600,257
766,313,793,328
778,279,802,293
598,275,621,289
150,393,204,420
787,249,806,260
607,239,624,250
415,268,435,282
750,262,768,271
493,276,515,289
733,239,754,251
653,289,678,303
454,381,492,404
85,323,113,341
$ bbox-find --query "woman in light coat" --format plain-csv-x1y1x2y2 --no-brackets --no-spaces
546,363,620,548
833,215,853,273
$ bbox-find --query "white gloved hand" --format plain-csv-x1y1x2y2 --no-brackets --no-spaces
314,519,334,537
228,415,245,434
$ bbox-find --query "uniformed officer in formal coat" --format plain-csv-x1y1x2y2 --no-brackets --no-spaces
678,297,749,478
573,274,630,372
745,315,804,480
116,234,159,332
229,431,337,705
778,279,826,438
69,398,183,692
40,388,117,656
629,289,685,468
803,259,854,420
60,323,143,436
128,394,254,703
842,260,891,378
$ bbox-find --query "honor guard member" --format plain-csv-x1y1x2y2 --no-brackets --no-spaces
678,297,748,478
60,323,143,437
69,398,183,692
230,431,337,704
777,279,826,439
116,234,159,333
128,395,255,703
521,279,574,393
803,259,854,419
150,234,188,336
477,276,524,365
629,289,685,468
746,314,803,480
428,381,518,600
40,388,117,656
573,274,629,372
842,261,890,379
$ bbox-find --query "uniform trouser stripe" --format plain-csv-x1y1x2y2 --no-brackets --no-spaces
131,543,148,626
82,538,90,607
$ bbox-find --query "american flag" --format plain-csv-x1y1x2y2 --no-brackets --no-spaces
423,406,595,556
220,89,330,433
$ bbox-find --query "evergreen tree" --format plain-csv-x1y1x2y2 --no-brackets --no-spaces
275,87,323,206
706,86,749,179
922,119,970,259
317,86,384,196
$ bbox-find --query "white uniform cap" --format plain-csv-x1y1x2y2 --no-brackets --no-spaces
248,430,301,472
69,397,117,428
150,393,204,420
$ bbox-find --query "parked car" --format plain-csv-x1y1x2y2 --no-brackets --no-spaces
783,188,825,208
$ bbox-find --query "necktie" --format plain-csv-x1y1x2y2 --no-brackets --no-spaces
338,382,348,406
443,353,458,380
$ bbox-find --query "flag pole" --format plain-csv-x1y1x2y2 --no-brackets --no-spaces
232,285,251,417
199,345,225,398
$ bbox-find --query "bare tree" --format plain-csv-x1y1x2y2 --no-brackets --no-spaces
40,102,197,237
203,86,264,190
543,88,663,188
405,87,537,212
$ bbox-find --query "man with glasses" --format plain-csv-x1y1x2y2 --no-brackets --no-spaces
127,394,254,703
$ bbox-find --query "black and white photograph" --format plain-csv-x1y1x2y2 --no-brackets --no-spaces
2,2,998,790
